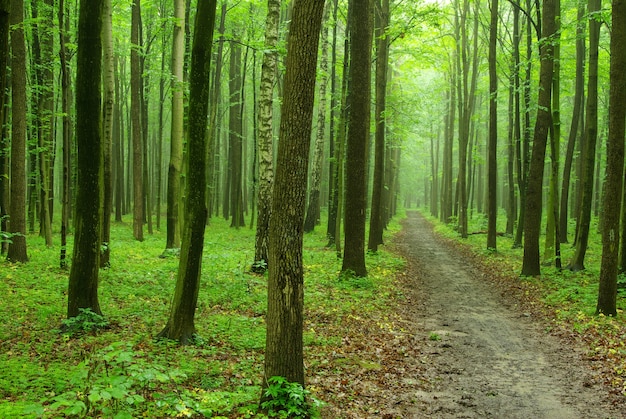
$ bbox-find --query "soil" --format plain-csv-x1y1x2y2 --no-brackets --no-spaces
318,211,625,418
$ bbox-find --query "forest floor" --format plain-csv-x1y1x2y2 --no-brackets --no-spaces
317,211,626,418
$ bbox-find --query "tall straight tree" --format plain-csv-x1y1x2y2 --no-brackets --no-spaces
166,0,185,251
568,0,601,271
253,0,280,271
0,0,9,256
597,0,625,316
158,0,217,344
560,0,586,244
303,2,330,233
131,0,144,242
264,0,325,387
342,0,372,278
228,38,245,228
67,0,104,317
487,0,497,250
59,0,71,268
368,0,390,252
6,0,28,263
521,0,556,276
101,0,114,268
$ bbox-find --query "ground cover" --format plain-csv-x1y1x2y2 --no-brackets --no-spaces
0,214,406,418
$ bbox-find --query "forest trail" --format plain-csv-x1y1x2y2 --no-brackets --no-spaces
390,211,622,418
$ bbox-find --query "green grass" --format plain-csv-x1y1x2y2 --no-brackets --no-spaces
0,212,405,418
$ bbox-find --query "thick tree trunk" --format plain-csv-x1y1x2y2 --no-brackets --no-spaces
597,0,625,315
253,0,279,270
264,0,325,388
7,0,28,263
0,1,9,256
67,0,104,317
166,0,185,250
568,0,601,272
520,0,556,276
158,0,217,344
342,0,371,278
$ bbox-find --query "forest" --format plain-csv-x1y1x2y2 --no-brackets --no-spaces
1,0,625,417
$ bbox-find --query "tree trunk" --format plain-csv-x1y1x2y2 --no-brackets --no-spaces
253,0,279,271
6,0,28,263
158,0,217,344
304,2,330,234
487,0,497,250
520,0,556,276
101,0,114,268
67,0,104,317
367,0,389,252
597,0,625,316
59,0,71,268
0,1,9,256
342,0,371,278
567,0,601,272
131,0,144,242
559,0,585,243
166,0,185,250
228,38,245,228
326,0,339,246
264,0,325,389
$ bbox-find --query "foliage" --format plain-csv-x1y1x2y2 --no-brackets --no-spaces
0,212,407,417
261,376,322,418
60,308,109,337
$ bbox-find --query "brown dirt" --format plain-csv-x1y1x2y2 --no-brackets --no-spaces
318,211,624,418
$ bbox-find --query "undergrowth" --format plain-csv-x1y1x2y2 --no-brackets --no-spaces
0,211,405,417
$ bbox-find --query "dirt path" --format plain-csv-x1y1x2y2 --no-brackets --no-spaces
390,211,622,418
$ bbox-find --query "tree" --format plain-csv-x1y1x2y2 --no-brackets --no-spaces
228,38,245,228
6,0,28,263
596,0,625,316
368,0,390,252
303,2,330,234
0,0,9,256
67,0,104,317
166,0,185,251
253,0,280,271
487,0,497,250
342,0,372,278
131,0,144,242
101,0,114,268
264,0,326,387
567,0,601,272
560,0,586,244
59,0,72,269
520,0,556,276
158,0,217,344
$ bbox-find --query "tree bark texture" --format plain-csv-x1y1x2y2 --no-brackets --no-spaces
166,0,185,250
597,0,625,316
7,0,28,263
265,0,325,387
131,0,144,242
521,0,556,276
101,0,114,267
368,0,389,252
342,0,371,278
568,0,601,272
228,39,245,228
304,2,330,234
67,0,104,317
254,0,280,270
158,0,217,344
487,0,498,250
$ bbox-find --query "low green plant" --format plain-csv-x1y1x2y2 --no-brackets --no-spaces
429,332,441,341
60,308,109,336
261,376,322,418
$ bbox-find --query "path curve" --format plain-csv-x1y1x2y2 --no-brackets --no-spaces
394,211,621,418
